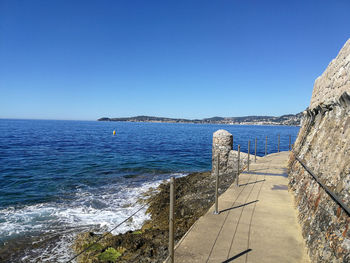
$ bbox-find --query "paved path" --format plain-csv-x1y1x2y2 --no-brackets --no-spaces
172,152,310,263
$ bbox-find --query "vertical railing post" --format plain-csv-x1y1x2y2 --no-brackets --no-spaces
247,140,250,171
254,138,257,162
265,136,267,156
214,154,219,215
237,145,240,186
169,177,175,263
278,134,280,153
289,135,291,151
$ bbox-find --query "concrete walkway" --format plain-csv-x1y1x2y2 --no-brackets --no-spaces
172,152,310,263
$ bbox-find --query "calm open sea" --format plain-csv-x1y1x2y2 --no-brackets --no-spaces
0,119,299,261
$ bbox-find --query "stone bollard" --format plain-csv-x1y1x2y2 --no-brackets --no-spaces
212,130,233,175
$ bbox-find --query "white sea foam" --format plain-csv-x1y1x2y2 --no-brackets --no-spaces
0,173,187,262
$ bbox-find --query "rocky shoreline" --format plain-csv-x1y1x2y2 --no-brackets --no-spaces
73,170,238,262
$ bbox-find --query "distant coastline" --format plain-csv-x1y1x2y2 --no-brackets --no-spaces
98,113,302,126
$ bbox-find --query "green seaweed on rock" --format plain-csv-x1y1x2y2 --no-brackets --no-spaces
98,247,125,262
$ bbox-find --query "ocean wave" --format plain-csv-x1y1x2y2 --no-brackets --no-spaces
0,172,187,262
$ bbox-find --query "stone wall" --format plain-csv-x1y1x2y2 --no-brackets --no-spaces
310,39,350,110
288,39,350,263
212,129,256,176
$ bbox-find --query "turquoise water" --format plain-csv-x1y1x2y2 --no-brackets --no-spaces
0,119,299,261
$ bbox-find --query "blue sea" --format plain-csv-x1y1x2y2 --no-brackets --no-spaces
0,119,299,262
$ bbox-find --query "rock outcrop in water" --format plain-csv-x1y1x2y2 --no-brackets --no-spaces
288,39,350,262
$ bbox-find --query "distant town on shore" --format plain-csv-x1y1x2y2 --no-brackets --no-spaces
98,112,303,126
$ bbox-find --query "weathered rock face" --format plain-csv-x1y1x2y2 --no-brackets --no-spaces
289,39,350,263
310,39,350,110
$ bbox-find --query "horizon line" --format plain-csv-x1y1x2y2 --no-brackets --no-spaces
0,111,302,122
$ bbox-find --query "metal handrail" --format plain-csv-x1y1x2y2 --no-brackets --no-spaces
292,151,350,216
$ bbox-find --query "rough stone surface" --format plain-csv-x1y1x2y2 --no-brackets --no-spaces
212,130,233,174
288,39,350,263
227,150,252,174
310,39,350,110
212,130,258,177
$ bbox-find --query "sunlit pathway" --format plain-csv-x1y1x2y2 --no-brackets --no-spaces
171,151,310,263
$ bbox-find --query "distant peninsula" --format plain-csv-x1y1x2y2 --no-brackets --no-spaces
98,113,302,126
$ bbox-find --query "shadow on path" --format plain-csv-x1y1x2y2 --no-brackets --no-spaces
243,171,287,177
239,179,265,187
271,184,288,190
220,200,259,214
222,249,252,262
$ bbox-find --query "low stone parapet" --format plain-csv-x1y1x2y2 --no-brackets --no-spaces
212,130,257,176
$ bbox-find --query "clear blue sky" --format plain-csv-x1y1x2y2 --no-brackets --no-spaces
0,0,349,120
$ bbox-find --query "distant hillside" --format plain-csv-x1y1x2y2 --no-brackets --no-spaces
98,112,303,126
